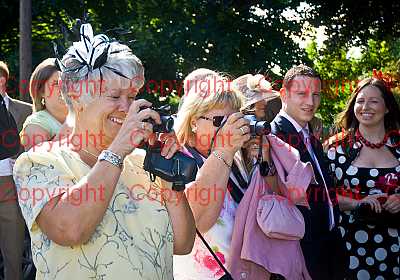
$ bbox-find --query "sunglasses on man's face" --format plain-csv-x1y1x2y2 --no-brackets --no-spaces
199,115,226,127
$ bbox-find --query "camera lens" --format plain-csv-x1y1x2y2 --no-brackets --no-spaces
243,115,271,136
141,105,175,133
153,116,174,133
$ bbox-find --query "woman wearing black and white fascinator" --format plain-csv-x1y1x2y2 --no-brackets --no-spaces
13,23,195,280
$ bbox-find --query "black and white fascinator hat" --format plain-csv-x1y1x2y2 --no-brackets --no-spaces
56,23,132,80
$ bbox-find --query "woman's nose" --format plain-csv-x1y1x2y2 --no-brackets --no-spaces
362,101,370,110
118,97,131,112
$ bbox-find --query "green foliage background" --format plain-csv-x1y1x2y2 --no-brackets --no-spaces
1,0,399,127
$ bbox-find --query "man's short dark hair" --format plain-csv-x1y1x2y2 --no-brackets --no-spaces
283,64,321,89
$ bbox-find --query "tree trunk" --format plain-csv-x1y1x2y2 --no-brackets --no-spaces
19,0,32,102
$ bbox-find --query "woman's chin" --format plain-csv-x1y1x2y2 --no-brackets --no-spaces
103,124,120,141
106,120,122,132
358,119,383,128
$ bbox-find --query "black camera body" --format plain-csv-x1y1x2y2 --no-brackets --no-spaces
140,105,197,191
142,105,174,133
143,142,198,191
243,115,271,136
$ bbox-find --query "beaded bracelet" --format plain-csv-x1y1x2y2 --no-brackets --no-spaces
212,150,232,169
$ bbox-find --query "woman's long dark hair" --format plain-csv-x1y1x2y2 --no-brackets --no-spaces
335,78,400,135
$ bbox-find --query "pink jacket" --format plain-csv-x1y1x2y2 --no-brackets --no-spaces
227,134,313,280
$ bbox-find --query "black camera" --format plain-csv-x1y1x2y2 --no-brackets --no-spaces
142,105,174,133
243,115,271,136
140,104,197,191
143,141,198,191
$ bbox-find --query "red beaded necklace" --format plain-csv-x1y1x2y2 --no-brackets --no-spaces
356,129,388,149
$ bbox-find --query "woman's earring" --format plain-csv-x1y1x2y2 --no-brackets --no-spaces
41,98,45,106
192,126,197,133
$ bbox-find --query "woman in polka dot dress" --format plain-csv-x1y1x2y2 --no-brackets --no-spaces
326,76,400,280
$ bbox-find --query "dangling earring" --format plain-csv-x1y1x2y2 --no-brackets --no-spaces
192,126,197,133
41,98,45,107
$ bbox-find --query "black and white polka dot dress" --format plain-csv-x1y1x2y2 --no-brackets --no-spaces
327,141,400,280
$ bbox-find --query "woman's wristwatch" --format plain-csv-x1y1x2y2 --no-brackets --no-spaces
98,150,124,169
259,160,276,177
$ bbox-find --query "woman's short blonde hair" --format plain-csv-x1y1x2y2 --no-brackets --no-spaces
178,68,218,110
175,70,243,146
29,58,59,112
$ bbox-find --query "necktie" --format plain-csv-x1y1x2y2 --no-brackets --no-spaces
0,95,6,111
0,95,10,125
301,128,322,169
301,127,335,230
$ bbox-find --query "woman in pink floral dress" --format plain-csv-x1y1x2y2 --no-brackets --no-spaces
173,70,277,279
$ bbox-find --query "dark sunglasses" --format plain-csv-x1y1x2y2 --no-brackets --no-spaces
199,115,226,127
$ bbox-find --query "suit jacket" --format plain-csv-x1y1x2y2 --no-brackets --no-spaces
0,96,31,200
8,97,32,133
270,114,340,241
0,96,20,159
7,97,32,157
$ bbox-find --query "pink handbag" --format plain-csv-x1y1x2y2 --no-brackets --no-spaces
253,167,305,240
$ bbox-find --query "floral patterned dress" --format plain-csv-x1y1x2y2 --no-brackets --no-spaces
327,140,400,280
174,190,239,279
173,148,247,280
13,143,174,280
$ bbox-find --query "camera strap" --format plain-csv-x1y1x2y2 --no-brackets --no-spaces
185,145,236,279
196,228,234,280
142,143,157,182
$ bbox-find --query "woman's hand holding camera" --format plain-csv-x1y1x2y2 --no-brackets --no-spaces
109,99,161,158
213,113,251,156
159,133,181,159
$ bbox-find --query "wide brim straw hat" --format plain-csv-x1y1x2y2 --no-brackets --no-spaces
233,74,280,110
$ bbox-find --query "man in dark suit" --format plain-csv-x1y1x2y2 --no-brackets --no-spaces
270,65,346,280
0,61,32,280
0,94,20,160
